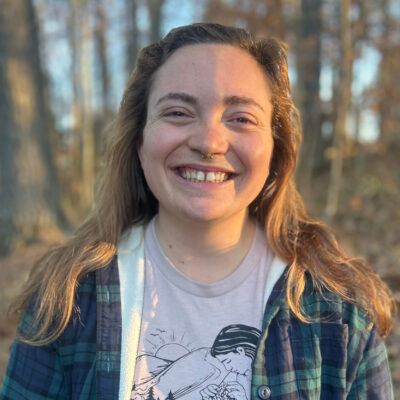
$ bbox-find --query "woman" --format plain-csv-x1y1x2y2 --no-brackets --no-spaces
1,23,394,400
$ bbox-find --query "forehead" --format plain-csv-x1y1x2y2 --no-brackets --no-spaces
148,44,271,105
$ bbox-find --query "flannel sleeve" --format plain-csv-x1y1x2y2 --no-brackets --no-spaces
347,326,393,399
0,312,67,400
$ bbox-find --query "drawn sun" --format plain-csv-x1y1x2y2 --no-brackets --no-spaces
155,343,189,361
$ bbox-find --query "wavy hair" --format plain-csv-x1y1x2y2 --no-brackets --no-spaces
12,23,393,345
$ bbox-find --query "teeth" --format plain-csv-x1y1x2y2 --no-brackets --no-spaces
179,168,229,183
196,171,205,181
206,172,215,182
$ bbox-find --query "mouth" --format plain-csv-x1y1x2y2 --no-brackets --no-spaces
176,167,233,183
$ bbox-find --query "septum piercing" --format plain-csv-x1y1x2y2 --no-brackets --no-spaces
201,152,214,160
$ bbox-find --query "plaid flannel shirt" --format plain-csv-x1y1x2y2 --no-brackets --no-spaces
1,255,393,399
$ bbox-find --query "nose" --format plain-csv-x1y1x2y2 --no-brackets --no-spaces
187,117,229,157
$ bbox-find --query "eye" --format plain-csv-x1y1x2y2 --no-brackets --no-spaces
234,116,254,124
164,110,186,117
227,112,259,130
160,107,194,124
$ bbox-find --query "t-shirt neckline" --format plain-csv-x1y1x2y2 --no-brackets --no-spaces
144,218,268,298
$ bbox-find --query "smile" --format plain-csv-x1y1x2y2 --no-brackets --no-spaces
177,168,231,183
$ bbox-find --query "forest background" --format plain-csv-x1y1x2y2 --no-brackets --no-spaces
1,0,399,393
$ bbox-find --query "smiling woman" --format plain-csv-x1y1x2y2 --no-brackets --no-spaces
1,23,394,400
139,44,274,273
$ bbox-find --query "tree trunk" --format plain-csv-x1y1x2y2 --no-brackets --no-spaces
203,0,240,27
125,0,139,77
295,0,322,198
148,0,164,43
95,0,110,111
258,0,286,39
378,0,400,145
204,0,287,40
0,0,63,254
66,0,84,216
79,0,95,210
94,0,111,166
325,0,353,219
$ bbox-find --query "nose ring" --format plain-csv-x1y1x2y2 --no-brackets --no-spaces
201,152,214,160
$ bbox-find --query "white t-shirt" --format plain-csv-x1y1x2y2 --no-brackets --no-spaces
130,219,273,400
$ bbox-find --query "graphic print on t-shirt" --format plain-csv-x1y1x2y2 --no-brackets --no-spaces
131,324,261,400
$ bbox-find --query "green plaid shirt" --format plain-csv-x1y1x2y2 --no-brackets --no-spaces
1,257,393,399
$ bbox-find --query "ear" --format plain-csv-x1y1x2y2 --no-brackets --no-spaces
236,346,245,356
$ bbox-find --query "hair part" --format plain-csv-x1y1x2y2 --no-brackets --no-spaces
12,23,394,345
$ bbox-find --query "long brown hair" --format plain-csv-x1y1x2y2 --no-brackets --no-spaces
13,23,393,345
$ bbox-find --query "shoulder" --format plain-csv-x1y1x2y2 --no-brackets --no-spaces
269,268,382,355
267,270,392,397
300,274,373,333
297,273,392,394
72,254,120,322
270,267,373,331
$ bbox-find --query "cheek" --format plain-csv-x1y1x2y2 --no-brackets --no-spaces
140,125,179,164
137,138,157,185
139,136,162,168
259,135,274,171
243,137,273,179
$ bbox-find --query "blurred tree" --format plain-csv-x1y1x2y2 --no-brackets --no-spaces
0,0,64,254
93,0,112,170
64,0,95,213
148,0,165,42
79,0,95,210
66,0,84,217
325,0,353,219
125,0,139,76
95,0,111,112
204,0,287,39
203,0,240,27
247,0,287,40
377,0,400,145
294,0,322,197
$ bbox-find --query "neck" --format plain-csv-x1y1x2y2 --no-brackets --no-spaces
155,211,256,283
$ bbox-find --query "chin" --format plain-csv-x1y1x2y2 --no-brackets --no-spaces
181,202,248,223
173,204,227,221
181,211,227,223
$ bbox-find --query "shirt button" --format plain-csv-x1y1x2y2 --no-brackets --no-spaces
257,385,271,399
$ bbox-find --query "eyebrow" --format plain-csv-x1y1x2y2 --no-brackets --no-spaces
224,95,265,112
156,92,197,106
155,92,265,112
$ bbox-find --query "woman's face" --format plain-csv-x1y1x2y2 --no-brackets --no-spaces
139,43,273,225
215,347,251,375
